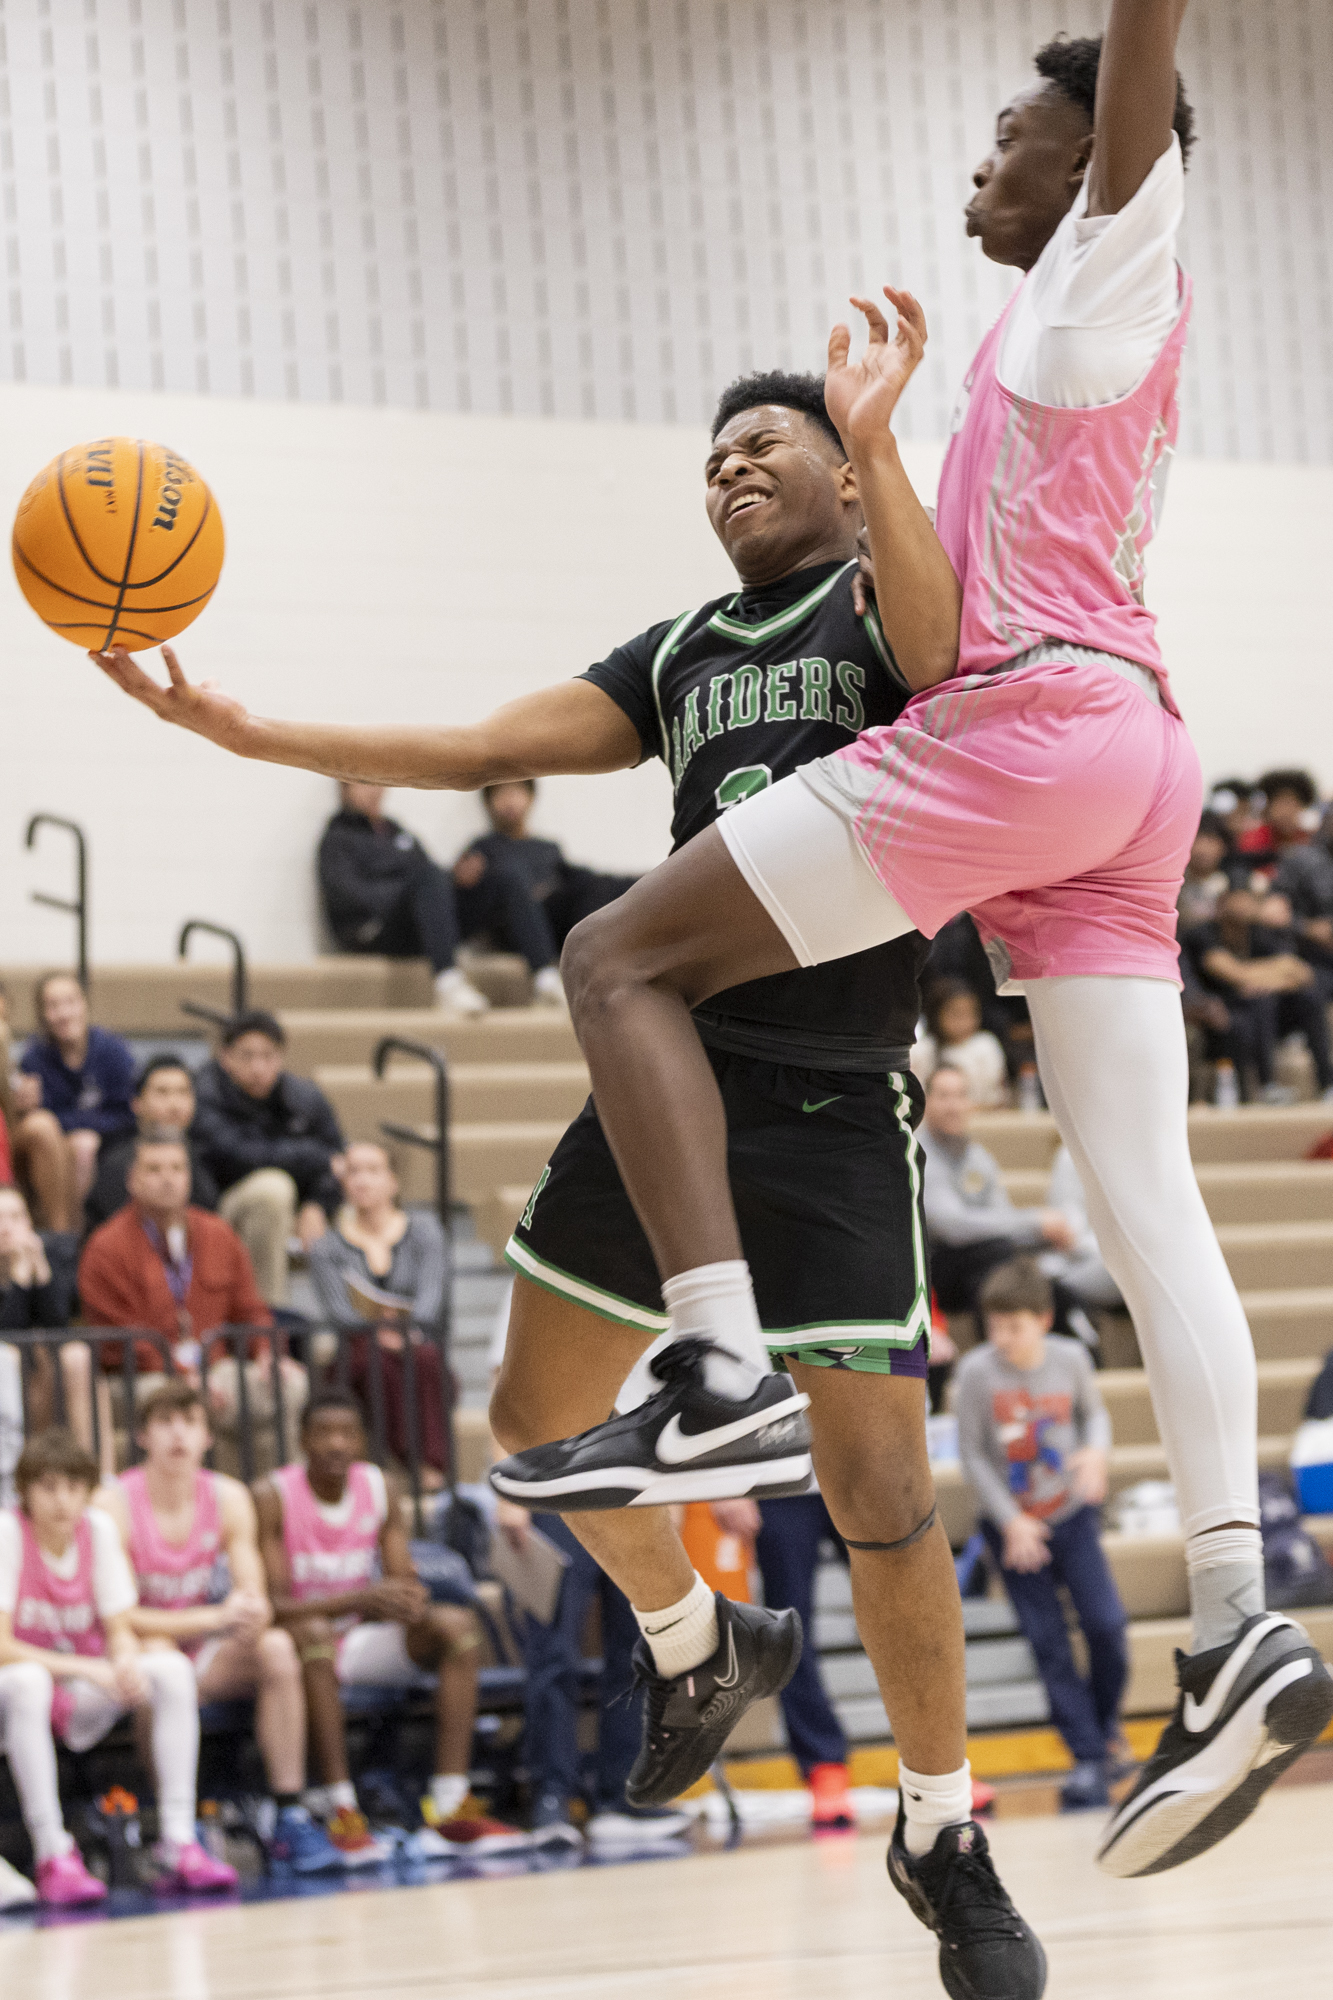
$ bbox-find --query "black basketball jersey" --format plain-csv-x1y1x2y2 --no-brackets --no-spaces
579,557,929,1071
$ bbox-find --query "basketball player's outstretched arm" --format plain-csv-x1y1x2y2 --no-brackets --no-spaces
90,644,643,788
1086,0,1189,215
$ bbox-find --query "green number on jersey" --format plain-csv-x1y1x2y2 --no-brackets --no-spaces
715,764,773,812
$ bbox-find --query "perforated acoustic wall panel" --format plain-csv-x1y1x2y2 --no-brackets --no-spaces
0,0,1328,458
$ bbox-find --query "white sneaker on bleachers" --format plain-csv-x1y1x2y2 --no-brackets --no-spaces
435,968,490,1015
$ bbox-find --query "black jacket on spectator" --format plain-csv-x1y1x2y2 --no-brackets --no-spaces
1275,845,1333,924
463,831,566,901
83,1135,219,1236
1182,919,1301,992
319,808,433,948
192,1061,345,1217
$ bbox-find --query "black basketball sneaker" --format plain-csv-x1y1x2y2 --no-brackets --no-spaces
626,1590,803,1806
887,1807,1047,2000
1097,1611,1333,1878
488,1338,813,1511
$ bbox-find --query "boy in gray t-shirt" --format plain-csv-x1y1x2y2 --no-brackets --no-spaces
955,1257,1127,1810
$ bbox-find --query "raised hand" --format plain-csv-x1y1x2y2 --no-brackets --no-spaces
90,644,252,752
824,287,928,451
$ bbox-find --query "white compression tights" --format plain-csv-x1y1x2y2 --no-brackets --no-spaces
0,1651,200,1859
1026,976,1259,1538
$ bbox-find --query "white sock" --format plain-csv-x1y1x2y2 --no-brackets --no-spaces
634,1572,719,1678
1186,1528,1265,1653
661,1262,770,1402
0,1663,73,1863
429,1774,470,1819
143,1650,201,1849
306,1779,357,1817
898,1761,973,1858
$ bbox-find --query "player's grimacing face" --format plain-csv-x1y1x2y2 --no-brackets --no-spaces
965,83,1093,272
704,406,853,583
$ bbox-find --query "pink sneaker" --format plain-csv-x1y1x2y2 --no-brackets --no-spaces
153,1840,239,1894
36,1848,108,1907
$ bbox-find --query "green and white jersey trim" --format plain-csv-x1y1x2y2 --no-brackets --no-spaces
705,558,856,645
648,559,867,764
505,1236,671,1333
862,600,911,694
649,606,700,764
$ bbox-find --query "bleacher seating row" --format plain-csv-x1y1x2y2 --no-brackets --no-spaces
7,957,1332,1752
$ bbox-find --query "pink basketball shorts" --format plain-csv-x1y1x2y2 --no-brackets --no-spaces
722,657,1202,986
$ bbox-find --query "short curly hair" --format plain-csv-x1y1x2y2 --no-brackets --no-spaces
711,370,845,460
1034,34,1196,169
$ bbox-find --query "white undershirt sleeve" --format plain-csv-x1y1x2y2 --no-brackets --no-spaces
0,1511,21,1614
997,135,1185,409
88,1506,138,1620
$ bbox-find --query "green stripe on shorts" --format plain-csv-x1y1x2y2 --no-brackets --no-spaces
504,1236,671,1333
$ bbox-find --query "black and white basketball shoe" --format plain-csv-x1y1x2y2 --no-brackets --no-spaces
488,1338,812,1511
1097,1611,1333,1878
888,1807,1047,2000
626,1590,803,1806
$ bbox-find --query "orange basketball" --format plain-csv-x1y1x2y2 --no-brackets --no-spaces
12,437,225,650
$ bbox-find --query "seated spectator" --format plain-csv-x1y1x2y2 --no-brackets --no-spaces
920,912,1034,1076
1236,768,1318,884
78,1132,307,1472
1040,1146,1125,1317
917,1066,1075,1339
1,999,69,1239
1182,888,1333,1102
1206,777,1258,850
1275,828,1333,994
318,782,490,1017
0,1427,238,1904
912,979,1009,1108
254,1391,522,1860
97,1380,342,1875
1177,811,1238,930
192,1012,345,1306
0,1185,95,1463
454,780,637,1007
84,1054,219,1235
14,973,135,1229
955,1259,1127,1812
309,1142,452,1479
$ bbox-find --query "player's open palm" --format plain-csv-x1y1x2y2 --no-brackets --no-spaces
825,287,927,449
90,643,251,751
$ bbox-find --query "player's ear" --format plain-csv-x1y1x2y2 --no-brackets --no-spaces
837,458,859,506
1070,131,1094,188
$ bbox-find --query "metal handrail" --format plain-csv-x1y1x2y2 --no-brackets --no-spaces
25,815,89,987
371,1035,456,1516
178,920,249,1024
0,1324,453,1529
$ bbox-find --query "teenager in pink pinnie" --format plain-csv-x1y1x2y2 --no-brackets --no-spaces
0,1428,237,1903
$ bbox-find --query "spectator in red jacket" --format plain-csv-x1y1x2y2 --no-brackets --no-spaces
78,1133,306,1472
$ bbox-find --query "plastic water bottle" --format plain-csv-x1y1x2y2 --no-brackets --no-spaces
1213,1058,1240,1109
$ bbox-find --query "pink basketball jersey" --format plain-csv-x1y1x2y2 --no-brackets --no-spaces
933,271,1193,704
273,1460,382,1619
120,1465,224,1654
11,1511,105,1659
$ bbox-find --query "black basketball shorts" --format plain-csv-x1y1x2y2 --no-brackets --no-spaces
505,1047,931,1378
